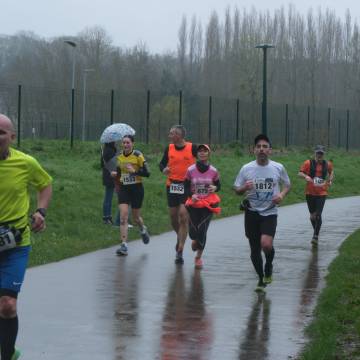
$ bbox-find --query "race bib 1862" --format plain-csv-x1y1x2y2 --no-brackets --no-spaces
169,183,184,194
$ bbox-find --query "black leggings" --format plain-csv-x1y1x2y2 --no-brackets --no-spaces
244,210,277,280
306,195,326,236
187,207,213,250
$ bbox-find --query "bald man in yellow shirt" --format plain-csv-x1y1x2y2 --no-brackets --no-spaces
0,114,52,360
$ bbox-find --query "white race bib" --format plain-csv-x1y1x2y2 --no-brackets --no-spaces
195,184,209,195
254,178,274,192
121,173,136,185
313,177,325,186
170,183,184,194
0,227,17,252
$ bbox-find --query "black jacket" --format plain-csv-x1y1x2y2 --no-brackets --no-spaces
101,144,117,187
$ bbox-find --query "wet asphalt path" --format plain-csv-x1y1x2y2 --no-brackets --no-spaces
18,196,360,359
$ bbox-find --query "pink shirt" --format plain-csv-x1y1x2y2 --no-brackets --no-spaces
185,164,220,199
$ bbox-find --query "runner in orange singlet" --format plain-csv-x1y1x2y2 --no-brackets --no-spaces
159,125,197,264
298,145,334,247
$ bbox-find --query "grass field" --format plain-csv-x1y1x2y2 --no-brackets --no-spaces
19,140,360,267
298,229,360,360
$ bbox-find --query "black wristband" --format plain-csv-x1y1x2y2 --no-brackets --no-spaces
35,208,47,218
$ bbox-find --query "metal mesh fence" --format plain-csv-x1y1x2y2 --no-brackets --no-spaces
0,83,359,149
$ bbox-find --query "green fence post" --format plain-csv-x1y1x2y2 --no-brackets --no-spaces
146,90,150,144
236,99,239,141
17,84,22,147
110,89,114,125
179,90,182,125
346,109,350,151
208,96,212,144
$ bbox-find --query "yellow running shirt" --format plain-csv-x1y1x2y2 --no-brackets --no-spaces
0,148,53,246
117,150,146,185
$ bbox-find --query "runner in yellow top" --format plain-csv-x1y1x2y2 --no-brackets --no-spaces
0,114,52,360
111,135,150,256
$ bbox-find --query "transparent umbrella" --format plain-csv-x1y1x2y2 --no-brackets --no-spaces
100,123,135,144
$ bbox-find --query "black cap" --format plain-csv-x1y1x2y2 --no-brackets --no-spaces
314,145,325,153
254,134,271,147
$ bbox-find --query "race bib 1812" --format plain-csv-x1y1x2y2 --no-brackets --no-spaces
254,178,274,192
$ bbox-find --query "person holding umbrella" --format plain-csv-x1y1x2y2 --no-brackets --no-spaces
111,135,150,256
100,123,137,229
100,142,120,225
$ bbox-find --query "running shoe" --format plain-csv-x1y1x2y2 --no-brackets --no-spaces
264,263,273,284
175,251,184,265
11,348,21,360
194,257,203,269
255,280,267,293
140,226,150,244
311,235,318,247
103,217,113,225
263,275,273,284
116,243,128,256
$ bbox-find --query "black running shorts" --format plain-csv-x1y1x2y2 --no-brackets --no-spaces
244,210,277,239
117,183,144,209
306,195,326,215
166,186,187,208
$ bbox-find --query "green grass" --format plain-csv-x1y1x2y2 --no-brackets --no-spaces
16,140,360,266
298,229,360,360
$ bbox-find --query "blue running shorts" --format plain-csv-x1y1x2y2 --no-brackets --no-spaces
0,246,31,297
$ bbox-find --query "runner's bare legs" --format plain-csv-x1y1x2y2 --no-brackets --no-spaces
169,204,188,252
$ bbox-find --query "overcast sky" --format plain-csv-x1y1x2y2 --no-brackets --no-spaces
2,0,359,53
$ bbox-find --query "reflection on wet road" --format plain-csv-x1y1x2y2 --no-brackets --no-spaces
238,295,270,360
18,197,360,359
160,268,213,360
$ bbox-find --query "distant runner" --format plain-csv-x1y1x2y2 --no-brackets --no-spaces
184,144,221,269
111,135,150,256
298,145,334,247
234,134,291,292
159,125,197,264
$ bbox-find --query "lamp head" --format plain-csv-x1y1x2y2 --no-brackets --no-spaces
64,40,77,47
255,43,275,49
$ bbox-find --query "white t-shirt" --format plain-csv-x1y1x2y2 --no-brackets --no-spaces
234,160,291,216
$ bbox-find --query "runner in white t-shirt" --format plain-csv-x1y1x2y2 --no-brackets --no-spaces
233,134,291,292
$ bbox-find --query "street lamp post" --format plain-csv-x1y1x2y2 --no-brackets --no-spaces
82,69,95,141
255,43,275,135
64,40,77,148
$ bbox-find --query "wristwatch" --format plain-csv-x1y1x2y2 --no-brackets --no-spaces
35,208,47,218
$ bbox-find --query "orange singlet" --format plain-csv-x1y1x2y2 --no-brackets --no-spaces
166,142,195,186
